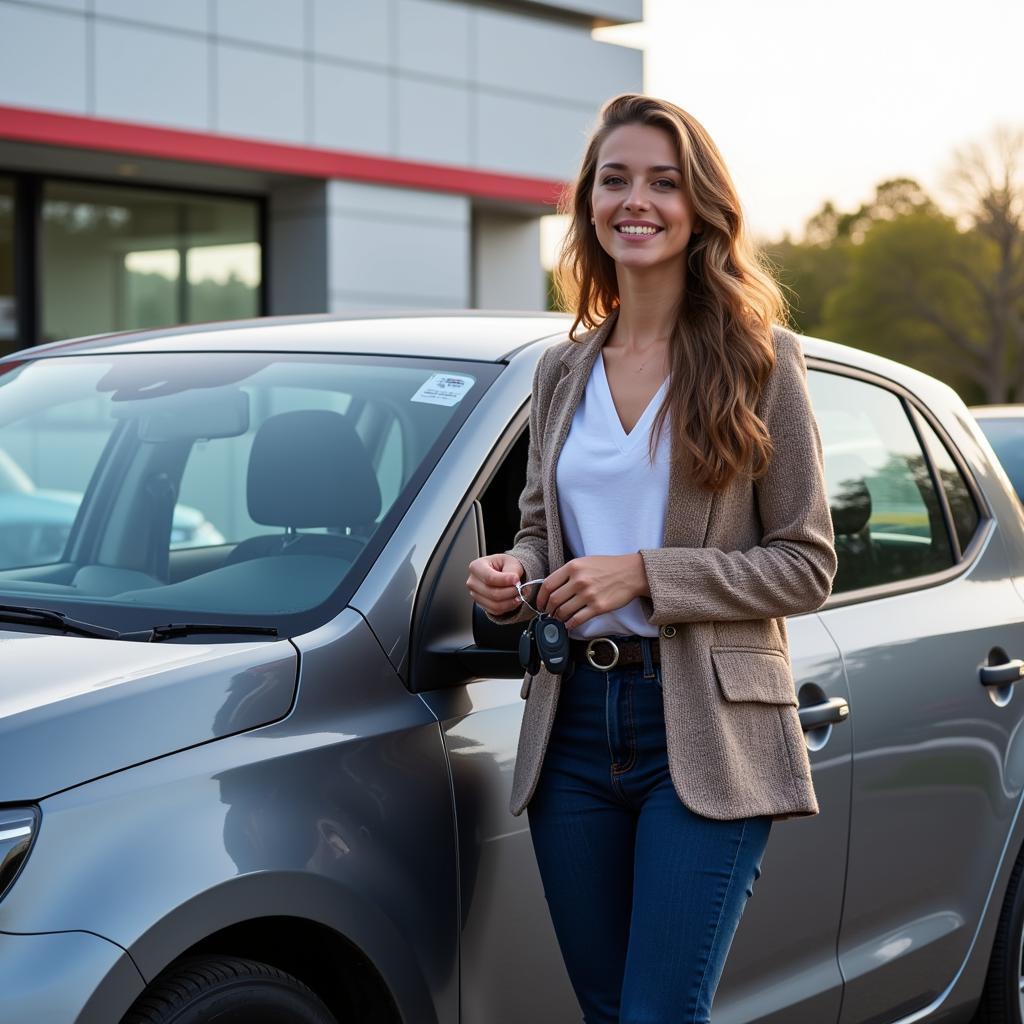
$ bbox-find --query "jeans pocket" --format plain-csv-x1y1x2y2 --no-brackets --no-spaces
654,665,663,689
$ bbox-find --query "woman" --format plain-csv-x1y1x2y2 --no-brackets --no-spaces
465,93,836,1023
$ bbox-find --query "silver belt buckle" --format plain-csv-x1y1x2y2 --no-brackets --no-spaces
585,636,620,671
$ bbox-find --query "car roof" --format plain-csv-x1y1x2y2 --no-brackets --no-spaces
1,312,967,410
13,310,576,363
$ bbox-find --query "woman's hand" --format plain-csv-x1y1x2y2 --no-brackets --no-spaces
466,553,527,617
535,554,649,631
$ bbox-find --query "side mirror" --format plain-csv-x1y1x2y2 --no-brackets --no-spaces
410,502,523,693
472,600,525,653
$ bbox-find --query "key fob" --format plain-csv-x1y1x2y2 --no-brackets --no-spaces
535,613,570,674
519,618,540,674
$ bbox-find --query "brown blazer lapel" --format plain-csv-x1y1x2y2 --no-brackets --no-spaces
543,307,713,570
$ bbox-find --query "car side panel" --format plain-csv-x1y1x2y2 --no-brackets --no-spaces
0,611,457,1024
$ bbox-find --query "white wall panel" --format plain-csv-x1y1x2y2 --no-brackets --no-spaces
474,211,545,310
95,22,208,131
475,8,640,107
328,218,469,302
215,0,306,53
476,90,593,179
311,0,390,67
326,181,470,306
0,3,87,114
397,0,471,81
397,77,471,165
216,42,306,143
327,290,468,310
328,180,469,223
312,61,392,154
95,0,208,34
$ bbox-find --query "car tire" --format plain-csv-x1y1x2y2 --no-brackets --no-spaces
975,848,1024,1023
122,954,338,1024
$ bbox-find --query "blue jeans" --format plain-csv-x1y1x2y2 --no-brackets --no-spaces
526,637,772,1024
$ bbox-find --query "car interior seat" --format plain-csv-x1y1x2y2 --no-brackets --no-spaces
224,409,381,567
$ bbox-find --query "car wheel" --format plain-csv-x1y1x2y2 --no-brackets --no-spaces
122,954,337,1024
976,849,1024,1023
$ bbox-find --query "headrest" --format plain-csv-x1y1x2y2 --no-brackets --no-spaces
247,410,381,528
826,453,872,536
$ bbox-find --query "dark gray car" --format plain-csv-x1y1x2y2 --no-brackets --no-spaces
1,312,1024,1024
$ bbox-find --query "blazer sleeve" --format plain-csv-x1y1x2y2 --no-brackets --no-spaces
637,329,837,624
482,348,554,627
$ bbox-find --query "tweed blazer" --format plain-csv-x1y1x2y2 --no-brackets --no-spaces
485,306,838,822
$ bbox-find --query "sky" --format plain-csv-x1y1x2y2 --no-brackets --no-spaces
542,0,1024,266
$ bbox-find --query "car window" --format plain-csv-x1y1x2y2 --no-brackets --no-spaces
913,412,980,556
479,421,529,557
0,351,496,637
0,382,119,569
807,369,955,594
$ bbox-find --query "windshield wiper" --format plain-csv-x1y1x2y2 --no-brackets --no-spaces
0,605,279,643
120,622,280,643
0,603,121,641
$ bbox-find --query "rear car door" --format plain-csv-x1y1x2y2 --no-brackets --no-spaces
811,366,1024,1024
713,610,851,1024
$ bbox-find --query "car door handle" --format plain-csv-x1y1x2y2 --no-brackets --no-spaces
979,658,1024,687
799,697,850,731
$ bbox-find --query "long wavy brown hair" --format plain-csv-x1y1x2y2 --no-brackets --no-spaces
553,93,791,491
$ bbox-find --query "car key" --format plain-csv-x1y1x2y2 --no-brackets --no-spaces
535,612,570,673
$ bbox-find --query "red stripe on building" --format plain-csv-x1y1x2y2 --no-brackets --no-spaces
0,104,567,206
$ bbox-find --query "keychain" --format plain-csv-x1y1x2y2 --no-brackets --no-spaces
515,578,571,674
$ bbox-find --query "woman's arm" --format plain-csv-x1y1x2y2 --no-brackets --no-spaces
483,348,554,627
636,329,837,624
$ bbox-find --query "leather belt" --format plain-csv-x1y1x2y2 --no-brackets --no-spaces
569,635,661,671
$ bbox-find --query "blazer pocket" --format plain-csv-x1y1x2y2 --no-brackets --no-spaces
710,646,798,706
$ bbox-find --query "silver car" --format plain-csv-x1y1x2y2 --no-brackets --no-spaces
1,312,1024,1024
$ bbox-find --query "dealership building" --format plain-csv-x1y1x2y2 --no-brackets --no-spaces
0,0,642,356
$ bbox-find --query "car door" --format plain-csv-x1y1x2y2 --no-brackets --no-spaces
419,400,853,1024
713,610,851,1024
413,415,582,1024
810,367,1024,1024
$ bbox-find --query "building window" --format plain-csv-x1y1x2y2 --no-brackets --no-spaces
0,178,13,347
39,180,261,344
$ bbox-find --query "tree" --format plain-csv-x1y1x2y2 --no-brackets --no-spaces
763,178,938,337
941,124,1024,399
820,210,993,402
770,127,1024,404
760,235,852,336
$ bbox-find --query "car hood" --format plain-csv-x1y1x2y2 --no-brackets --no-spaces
0,628,297,801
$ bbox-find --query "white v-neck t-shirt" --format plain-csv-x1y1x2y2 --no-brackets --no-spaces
555,349,671,640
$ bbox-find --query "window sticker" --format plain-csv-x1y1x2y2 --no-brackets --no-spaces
410,373,475,407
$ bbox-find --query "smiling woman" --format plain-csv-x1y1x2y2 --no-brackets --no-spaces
468,92,836,1024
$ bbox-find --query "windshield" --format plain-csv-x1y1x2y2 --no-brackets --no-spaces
975,417,1024,503
0,350,495,636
